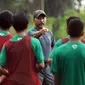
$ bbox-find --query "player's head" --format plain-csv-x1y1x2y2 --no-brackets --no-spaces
0,10,13,30
33,10,46,29
67,16,80,27
67,19,84,37
13,12,29,32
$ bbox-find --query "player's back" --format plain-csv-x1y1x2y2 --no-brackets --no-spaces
57,42,85,85
0,33,13,51
4,36,39,85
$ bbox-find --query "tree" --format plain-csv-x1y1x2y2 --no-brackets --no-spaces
45,0,74,17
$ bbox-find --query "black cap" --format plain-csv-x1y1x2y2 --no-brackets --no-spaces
33,10,46,18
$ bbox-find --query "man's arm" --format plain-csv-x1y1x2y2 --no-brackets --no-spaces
31,38,45,72
28,28,48,38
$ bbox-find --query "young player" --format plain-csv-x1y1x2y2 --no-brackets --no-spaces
0,10,13,82
51,19,85,85
48,16,85,64
54,16,85,47
0,10,13,51
0,13,45,85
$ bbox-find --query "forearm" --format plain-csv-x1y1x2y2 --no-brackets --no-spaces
32,31,42,38
32,28,48,38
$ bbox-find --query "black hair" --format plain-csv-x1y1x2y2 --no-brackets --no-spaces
68,19,84,37
67,16,80,27
0,10,13,30
13,13,29,32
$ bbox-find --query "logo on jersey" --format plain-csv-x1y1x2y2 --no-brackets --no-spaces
72,44,77,49
0,33,4,36
17,38,22,41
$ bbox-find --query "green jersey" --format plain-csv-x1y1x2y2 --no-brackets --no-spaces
0,35,44,67
51,42,85,85
49,36,70,59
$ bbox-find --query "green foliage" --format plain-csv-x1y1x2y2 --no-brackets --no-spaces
9,0,26,12
10,9,85,41
54,9,85,40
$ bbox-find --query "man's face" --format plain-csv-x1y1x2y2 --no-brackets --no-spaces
34,14,46,29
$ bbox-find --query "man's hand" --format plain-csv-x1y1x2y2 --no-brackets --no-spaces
32,28,48,38
48,58,53,65
36,62,45,72
40,28,48,35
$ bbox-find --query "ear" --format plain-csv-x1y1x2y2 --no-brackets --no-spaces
81,32,84,36
66,28,69,34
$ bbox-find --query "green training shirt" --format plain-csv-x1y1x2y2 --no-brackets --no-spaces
0,29,10,36
54,35,70,48
49,35,70,59
0,35,44,67
51,42,85,85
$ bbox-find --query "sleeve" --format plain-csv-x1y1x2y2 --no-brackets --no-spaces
51,49,59,75
0,46,7,67
31,38,44,64
27,29,34,36
49,39,62,59
54,39,62,47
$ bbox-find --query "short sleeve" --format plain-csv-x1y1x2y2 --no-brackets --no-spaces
31,38,44,64
27,28,35,36
0,46,7,67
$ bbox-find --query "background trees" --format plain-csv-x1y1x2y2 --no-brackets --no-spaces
0,0,84,40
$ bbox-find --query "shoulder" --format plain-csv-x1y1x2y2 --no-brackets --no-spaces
4,40,11,47
27,28,36,35
80,42,85,47
31,37,40,44
56,42,69,52
27,28,34,32
55,39,62,47
8,33,13,38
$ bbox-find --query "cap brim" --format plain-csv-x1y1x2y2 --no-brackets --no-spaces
36,13,46,18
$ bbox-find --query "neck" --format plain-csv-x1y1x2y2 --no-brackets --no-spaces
69,37,82,42
35,26,43,30
16,30,26,36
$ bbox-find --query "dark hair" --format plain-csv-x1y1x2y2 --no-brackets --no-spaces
68,19,84,37
13,13,29,32
67,16,80,27
0,10,13,30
